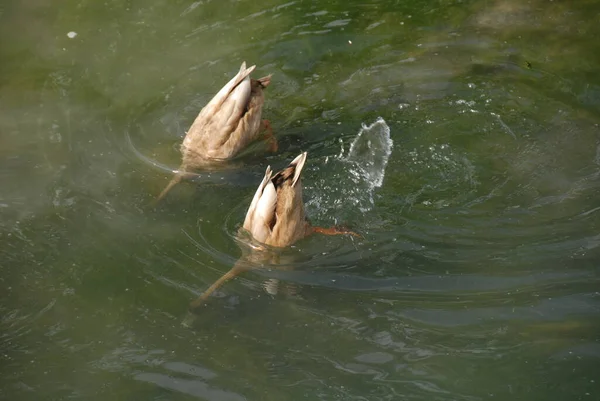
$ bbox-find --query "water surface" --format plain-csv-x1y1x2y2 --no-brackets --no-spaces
2,0,600,400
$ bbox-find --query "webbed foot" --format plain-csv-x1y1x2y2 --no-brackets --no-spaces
312,225,362,238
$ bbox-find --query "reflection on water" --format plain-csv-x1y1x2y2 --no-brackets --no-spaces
2,0,600,400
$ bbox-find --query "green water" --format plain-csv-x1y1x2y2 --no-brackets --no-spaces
2,0,600,400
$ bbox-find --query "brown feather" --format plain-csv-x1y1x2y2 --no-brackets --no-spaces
155,62,272,203
259,152,309,247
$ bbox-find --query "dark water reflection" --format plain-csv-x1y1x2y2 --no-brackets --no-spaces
2,0,600,400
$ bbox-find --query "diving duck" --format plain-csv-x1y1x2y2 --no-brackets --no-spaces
156,61,276,202
188,152,359,310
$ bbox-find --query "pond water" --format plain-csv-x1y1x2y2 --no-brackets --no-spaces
2,0,600,400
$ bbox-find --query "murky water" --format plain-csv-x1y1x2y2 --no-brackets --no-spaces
2,0,600,400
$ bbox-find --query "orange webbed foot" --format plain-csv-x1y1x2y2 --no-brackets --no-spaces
261,119,278,153
312,225,362,239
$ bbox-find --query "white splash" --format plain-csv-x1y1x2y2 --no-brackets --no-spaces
344,116,393,189
305,117,393,220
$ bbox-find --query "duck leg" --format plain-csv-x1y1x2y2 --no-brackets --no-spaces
261,119,278,153
188,260,251,311
312,225,362,238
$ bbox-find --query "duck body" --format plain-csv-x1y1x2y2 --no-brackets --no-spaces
187,152,359,312
182,64,271,164
156,62,273,202
242,152,310,248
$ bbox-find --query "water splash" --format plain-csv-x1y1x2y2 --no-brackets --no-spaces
344,116,393,189
306,117,393,220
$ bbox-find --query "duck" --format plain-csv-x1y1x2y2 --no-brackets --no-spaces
156,61,276,203
188,152,360,311
242,151,310,248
